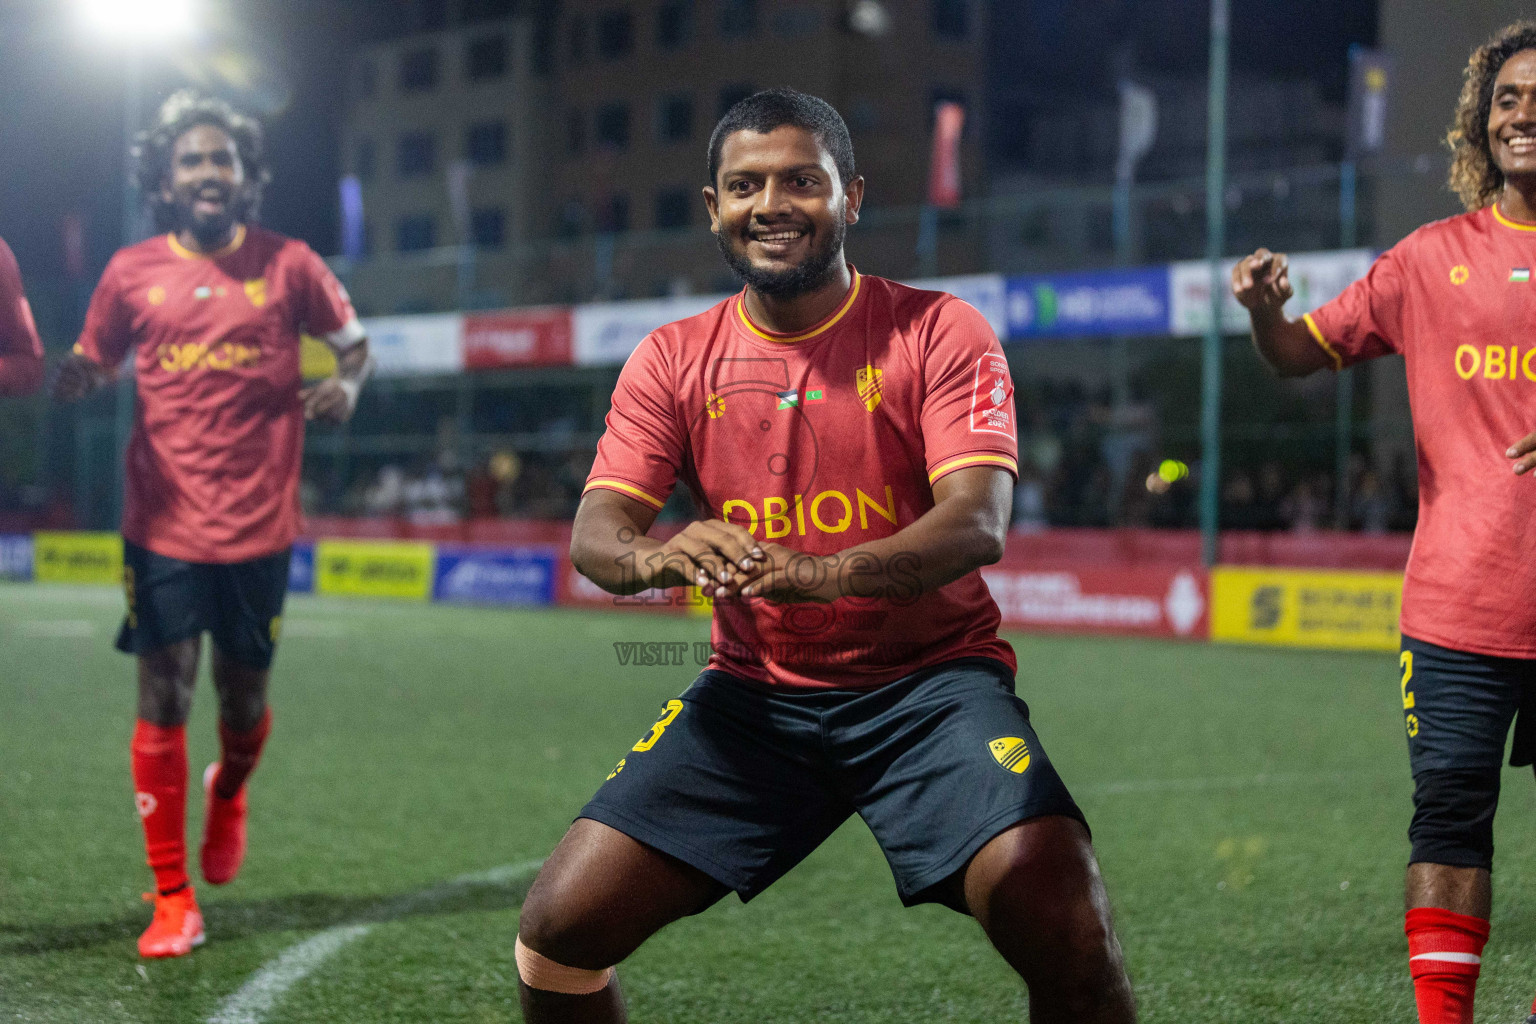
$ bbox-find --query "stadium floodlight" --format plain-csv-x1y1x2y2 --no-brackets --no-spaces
75,0,196,42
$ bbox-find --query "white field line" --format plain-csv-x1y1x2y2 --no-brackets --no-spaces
14,619,97,637
205,858,543,1024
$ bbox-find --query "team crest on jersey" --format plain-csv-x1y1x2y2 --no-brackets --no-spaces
135,792,158,818
988,737,1031,774
245,278,268,307
856,365,883,412
146,285,167,306
970,354,1015,436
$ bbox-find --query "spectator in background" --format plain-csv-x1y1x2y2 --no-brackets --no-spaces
1353,469,1393,534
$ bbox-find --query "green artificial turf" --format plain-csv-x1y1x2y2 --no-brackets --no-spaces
4,581,1536,1022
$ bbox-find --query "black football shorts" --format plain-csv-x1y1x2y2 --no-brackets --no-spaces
116,539,291,670
579,656,1087,911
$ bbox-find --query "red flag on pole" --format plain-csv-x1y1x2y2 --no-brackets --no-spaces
927,101,965,209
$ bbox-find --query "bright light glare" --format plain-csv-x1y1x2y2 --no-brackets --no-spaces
76,0,196,42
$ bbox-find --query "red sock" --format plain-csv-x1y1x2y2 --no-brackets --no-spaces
1406,906,1489,1024
131,720,188,894
215,708,271,799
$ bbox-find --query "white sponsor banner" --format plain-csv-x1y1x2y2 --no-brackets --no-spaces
361,313,465,376
1168,249,1374,336
904,273,1008,339
573,295,727,366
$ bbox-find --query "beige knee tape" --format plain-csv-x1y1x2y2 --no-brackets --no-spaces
515,935,615,995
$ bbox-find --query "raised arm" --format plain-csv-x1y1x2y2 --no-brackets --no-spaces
1231,249,1333,378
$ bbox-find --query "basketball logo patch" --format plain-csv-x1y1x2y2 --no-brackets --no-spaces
988,737,1031,774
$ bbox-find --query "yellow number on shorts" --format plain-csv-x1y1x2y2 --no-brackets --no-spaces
632,700,684,753
1400,651,1415,710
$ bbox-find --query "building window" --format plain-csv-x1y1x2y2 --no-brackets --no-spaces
595,103,630,150
596,10,634,60
471,208,505,249
567,15,587,65
657,94,693,143
353,58,377,102
462,0,513,22
414,0,448,31
596,194,630,233
720,0,758,37
772,7,819,35
558,200,586,237
654,188,691,229
465,121,507,165
656,0,694,48
396,215,436,252
567,111,585,154
717,83,753,118
397,132,436,177
933,0,968,38
466,34,508,80
355,137,376,181
399,47,439,92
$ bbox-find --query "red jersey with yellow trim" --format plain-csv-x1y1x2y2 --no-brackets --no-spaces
76,225,362,563
0,235,43,396
1304,203,1536,657
585,270,1019,690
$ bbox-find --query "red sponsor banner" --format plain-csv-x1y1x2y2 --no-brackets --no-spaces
980,563,1209,639
463,307,573,369
927,101,965,209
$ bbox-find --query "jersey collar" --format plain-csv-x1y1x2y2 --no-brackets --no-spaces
166,224,248,260
735,267,861,344
1491,202,1536,233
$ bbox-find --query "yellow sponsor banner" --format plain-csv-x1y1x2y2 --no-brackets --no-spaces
314,540,434,600
1210,566,1403,651
33,532,122,585
300,334,337,380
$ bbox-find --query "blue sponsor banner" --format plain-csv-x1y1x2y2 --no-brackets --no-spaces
0,534,33,581
288,542,315,594
1004,267,1170,340
433,546,557,606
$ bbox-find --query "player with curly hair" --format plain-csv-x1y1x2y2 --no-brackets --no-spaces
1232,21,1536,1024
52,90,372,957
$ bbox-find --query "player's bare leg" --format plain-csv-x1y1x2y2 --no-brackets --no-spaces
953,815,1136,1024
137,637,201,725
517,818,729,1023
201,647,273,884
1406,863,1490,918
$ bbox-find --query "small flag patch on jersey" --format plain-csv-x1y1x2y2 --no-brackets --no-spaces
1512,268,1531,283
988,737,1031,774
805,389,824,401
193,286,213,300
777,390,799,409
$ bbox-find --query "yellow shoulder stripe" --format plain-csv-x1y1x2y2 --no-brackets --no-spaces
583,479,667,509
1300,313,1344,371
929,453,1019,483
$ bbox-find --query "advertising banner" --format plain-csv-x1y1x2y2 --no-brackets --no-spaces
314,539,436,600
0,534,33,581
1004,267,1170,340
1210,566,1402,651
363,313,465,377
904,273,1008,339
33,531,121,585
573,294,726,366
288,542,315,594
1169,249,1374,336
433,546,558,605
463,308,573,369
981,565,1208,638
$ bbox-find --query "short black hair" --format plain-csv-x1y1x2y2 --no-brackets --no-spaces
133,89,270,232
707,88,856,187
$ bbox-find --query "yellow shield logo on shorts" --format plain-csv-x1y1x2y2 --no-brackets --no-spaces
988,737,1031,774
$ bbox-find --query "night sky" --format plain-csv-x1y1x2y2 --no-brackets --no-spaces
0,0,1375,308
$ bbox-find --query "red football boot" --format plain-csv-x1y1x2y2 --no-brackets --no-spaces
199,763,248,885
137,886,205,957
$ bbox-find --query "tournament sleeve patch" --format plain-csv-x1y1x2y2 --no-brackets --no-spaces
969,353,1015,436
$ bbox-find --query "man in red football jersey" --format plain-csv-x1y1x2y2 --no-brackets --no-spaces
52,91,370,958
1234,22,1536,1024
0,235,44,396
514,89,1136,1024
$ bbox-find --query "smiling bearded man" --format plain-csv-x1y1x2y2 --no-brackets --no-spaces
511,88,1138,1024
